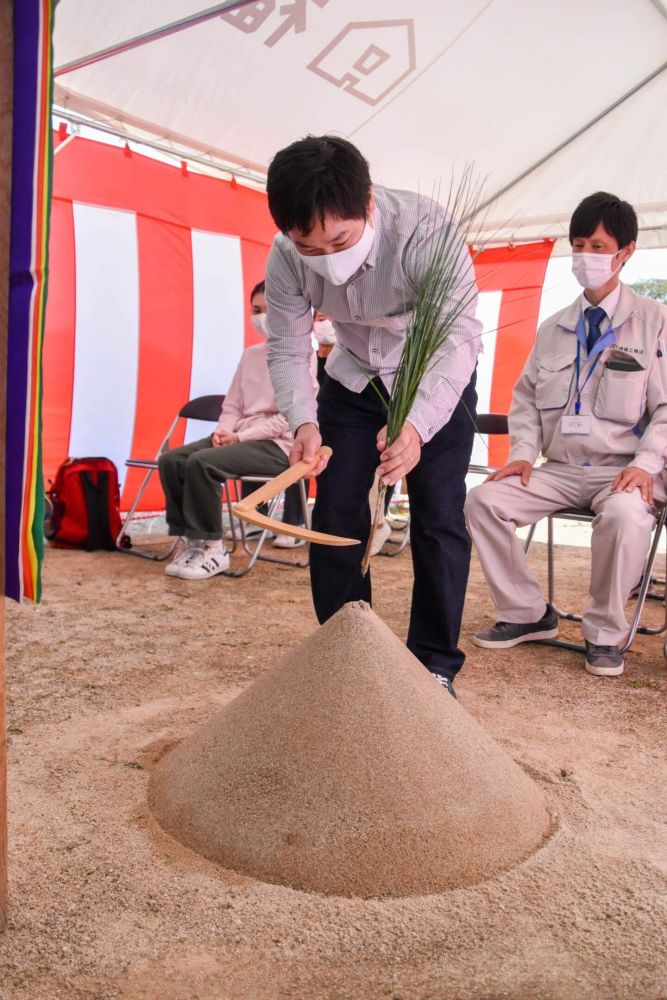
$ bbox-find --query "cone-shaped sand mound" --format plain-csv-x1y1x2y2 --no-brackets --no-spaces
150,602,551,897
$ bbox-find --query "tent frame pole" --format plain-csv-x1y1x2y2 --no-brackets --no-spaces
648,0,667,23
472,61,667,221
53,107,268,187
54,0,258,77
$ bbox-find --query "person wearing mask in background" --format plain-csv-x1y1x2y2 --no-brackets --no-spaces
312,310,336,384
250,289,313,550
265,135,481,698
273,310,334,549
158,280,311,579
465,192,667,677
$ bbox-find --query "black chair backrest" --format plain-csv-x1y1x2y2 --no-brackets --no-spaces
475,413,508,435
179,394,225,422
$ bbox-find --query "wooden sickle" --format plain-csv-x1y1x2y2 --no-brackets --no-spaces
232,447,360,547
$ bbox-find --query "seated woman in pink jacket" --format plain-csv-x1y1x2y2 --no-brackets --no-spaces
158,281,305,580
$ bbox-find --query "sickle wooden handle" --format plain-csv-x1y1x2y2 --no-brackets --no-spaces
232,447,360,547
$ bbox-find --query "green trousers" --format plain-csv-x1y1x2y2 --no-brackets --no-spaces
158,436,289,540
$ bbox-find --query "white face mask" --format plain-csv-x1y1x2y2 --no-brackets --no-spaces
297,222,375,285
250,312,269,338
571,251,623,290
312,318,336,345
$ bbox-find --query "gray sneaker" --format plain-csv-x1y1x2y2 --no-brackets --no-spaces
584,641,624,677
473,605,558,649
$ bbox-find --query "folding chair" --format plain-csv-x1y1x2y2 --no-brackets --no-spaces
376,485,410,558
117,394,225,560
469,412,535,555
222,475,311,578
469,413,511,476
531,503,667,655
376,413,511,558
470,414,667,654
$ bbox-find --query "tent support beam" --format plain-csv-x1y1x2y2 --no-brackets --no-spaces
472,61,667,221
54,0,257,77
53,107,268,187
649,0,667,23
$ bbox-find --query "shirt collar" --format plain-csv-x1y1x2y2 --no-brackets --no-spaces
559,282,632,333
581,283,622,320
363,187,382,271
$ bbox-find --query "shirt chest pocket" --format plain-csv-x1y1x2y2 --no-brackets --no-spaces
372,309,414,332
535,354,575,411
593,365,647,425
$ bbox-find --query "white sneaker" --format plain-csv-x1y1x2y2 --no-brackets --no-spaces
164,539,201,576
177,543,230,580
272,533,306,549
370,521,393,557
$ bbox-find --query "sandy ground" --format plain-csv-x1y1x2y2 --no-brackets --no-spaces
2,536,667,1000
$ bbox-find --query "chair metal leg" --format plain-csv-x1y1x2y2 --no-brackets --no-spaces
253,477,311,568
523,522,537,553
620,508,667,650
227,477,311,574
299,478,310,528
539,507,667,654
540,512,587,649
222,479,242,555
547,513,583,623
116,467,179,562
223,494,293,577
547,516,556,609
381,516,410,557
256,485,310,568
117,414,183,560
377,490,410,557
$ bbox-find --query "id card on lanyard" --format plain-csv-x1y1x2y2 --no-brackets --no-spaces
561,312,616,435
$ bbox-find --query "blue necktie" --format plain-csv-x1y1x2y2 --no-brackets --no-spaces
586,306,606,355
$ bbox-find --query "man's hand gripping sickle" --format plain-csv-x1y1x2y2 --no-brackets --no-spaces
290,422,330,477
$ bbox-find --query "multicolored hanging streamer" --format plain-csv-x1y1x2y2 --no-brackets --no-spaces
6,0,54,602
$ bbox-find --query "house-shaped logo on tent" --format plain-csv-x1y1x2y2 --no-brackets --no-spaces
308,19,416,106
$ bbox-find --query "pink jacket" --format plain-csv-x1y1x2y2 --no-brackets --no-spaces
215,343,295,456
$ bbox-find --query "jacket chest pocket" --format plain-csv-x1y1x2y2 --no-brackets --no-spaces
535,354,575,411
593,366,647,425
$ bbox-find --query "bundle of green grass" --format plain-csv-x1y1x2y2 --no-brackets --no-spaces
150,602,550,897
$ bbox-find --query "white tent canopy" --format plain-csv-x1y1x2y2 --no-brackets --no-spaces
53,0,667,253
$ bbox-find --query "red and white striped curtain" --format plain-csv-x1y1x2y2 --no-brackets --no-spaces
44,133,275,510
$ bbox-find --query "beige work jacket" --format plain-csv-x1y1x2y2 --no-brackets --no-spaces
508,285,667,475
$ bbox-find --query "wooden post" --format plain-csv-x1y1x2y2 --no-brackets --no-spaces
0,0,14,932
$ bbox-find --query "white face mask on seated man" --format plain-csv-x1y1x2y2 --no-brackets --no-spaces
571,251,623,290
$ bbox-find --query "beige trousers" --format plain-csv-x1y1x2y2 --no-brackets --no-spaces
464,461,664,646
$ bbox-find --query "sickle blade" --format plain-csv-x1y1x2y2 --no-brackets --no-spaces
232,446,360,547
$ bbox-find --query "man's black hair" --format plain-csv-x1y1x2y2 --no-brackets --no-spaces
250,279,265,301
267,135,371,234
569,192,638,248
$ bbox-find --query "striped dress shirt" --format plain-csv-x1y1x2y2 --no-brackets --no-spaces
265,185,482,443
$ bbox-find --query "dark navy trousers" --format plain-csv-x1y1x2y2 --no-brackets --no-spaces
310,373,477,680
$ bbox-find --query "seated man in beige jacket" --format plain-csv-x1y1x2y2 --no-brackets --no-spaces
465,192,667,677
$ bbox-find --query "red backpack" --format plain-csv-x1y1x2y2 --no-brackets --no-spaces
45,457,123,551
